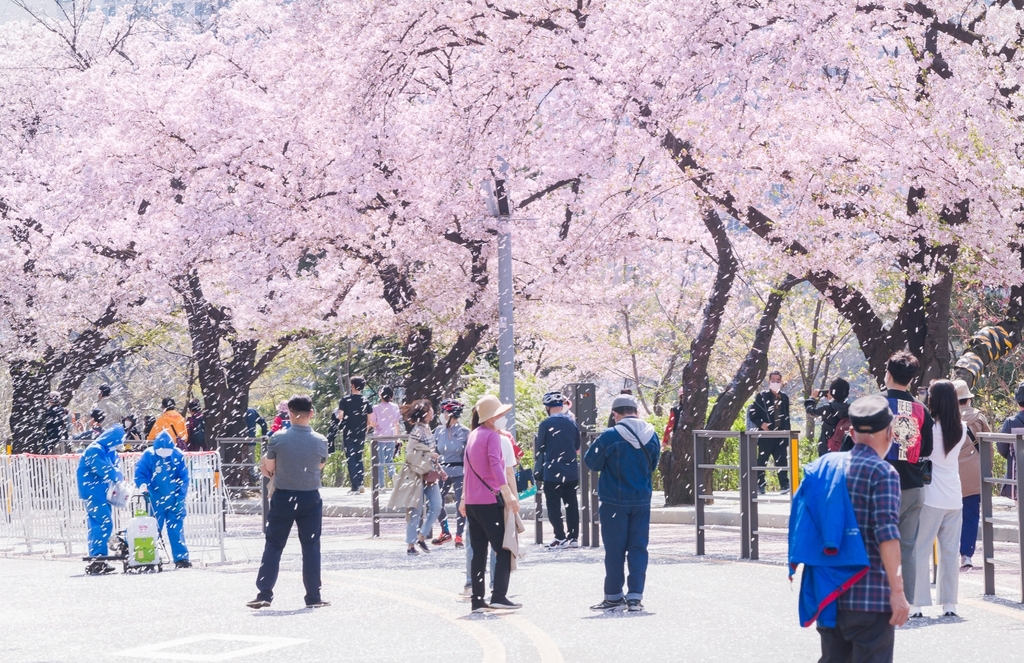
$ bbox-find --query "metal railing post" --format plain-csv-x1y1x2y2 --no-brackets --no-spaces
695,432,705,556
748,432,760,561
980,434,996,596
739,431,751,559
590,462,600,548
789,431,801,498
580,436,590,547
371,439,380,538
1017,435,1024,603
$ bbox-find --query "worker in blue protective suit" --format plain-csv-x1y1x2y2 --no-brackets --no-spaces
134,431,192,569
76,425,126,575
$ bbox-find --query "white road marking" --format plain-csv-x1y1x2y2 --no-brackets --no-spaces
114,634,306,661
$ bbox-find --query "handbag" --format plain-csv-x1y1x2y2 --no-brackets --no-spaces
920,459,932,485
467,449,505,509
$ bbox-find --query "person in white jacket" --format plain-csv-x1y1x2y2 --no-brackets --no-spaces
911,380,967,618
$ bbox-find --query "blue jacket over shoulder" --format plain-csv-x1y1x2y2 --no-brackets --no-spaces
583,417,659,507
788,452,869,628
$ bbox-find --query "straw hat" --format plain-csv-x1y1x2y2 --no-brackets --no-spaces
475,394,512,422
951,379,973,401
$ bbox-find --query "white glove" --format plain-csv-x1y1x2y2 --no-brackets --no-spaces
107,482,129,508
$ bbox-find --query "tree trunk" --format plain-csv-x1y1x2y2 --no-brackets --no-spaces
402,323,488,403
8,361,52,454
662,209,737,505
693,277,801,500
176,271,299,485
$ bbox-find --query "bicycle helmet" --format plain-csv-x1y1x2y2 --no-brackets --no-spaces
440,399,465,418
542,391,566,407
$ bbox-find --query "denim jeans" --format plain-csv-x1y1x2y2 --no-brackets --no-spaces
599,502,650,601
407,482,443,545
437,475,466,536
376,441,397,488
960,494,981,558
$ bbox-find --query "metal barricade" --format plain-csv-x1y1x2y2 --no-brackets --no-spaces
0,452,226,561
216,437,266,533
743,430,799,561
578,432,600,548
694,430,744,557
978,432,1024,602
369,435,410,537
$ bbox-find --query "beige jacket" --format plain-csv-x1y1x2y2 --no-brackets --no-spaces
959,406,990,497
388,438,434,510
503,505,526,571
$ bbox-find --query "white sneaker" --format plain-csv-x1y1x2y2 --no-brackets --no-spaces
960,555,973,570
547,539,567,549
567,539,579,548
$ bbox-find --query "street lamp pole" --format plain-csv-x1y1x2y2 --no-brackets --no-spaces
484,178,515,437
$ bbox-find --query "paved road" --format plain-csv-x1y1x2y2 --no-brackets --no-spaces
3,519,1024,663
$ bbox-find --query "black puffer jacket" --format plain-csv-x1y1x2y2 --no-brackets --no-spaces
804,398,850,455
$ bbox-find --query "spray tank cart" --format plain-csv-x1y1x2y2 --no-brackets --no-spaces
83,491,168,574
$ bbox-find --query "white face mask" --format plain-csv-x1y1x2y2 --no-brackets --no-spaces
155,448,173,458
769,382,782,393
494,415,508,430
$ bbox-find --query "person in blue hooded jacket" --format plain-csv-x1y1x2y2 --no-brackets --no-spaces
584,394,660,613
134,431,192,568
76,425,126,575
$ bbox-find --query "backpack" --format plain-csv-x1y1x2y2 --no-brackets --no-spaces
827,417,852,453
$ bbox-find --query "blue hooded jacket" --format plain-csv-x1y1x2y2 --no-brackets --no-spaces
76,426,125,502
584,417,660,507
788,452,869,628
134,431,190,508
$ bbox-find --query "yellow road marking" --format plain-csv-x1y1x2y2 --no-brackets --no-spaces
330,572,505,663
961,597,1024,623
331,570,565,663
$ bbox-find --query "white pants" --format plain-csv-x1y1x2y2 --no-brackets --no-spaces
912,505,963,609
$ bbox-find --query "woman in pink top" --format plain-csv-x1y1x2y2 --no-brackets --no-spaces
459,394,521,613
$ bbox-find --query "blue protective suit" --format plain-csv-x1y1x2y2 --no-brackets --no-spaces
76,426,126,557
134,431,190,562
788,452,869,628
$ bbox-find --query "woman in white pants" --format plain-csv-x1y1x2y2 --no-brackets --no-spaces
911,380,967,618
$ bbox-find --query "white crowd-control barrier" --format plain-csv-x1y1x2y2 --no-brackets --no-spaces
0,452,226,562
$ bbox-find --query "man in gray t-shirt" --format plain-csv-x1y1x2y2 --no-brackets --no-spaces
248,395,330,610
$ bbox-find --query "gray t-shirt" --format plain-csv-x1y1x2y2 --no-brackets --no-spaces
266,424,328,491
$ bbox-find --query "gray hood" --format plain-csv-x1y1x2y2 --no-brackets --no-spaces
614,417,656,450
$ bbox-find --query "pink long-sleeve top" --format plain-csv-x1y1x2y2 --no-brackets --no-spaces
463,425,507,504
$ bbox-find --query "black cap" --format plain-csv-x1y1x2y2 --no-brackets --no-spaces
1015,383,1024,405
848,395,893,434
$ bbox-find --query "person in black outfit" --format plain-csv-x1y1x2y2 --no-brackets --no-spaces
336,376,374,494
748,371,791,493
42,392,69,454
536,391,582,548
805,378,851,456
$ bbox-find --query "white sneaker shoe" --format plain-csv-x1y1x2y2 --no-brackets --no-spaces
547,539,567,549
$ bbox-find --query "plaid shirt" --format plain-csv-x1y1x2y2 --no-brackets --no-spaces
838,443,901,613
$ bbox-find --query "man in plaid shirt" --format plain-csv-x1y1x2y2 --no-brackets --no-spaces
819,395,910,662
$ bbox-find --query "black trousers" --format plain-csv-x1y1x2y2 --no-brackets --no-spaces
343,432,366,489
256,489,323,605
817,610,894,663
466,503,511,609
757,439,789,490
543,480,580,541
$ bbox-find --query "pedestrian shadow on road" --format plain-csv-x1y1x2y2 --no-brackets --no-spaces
897,615,965,630
250,608,315,617
582,611,655,620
